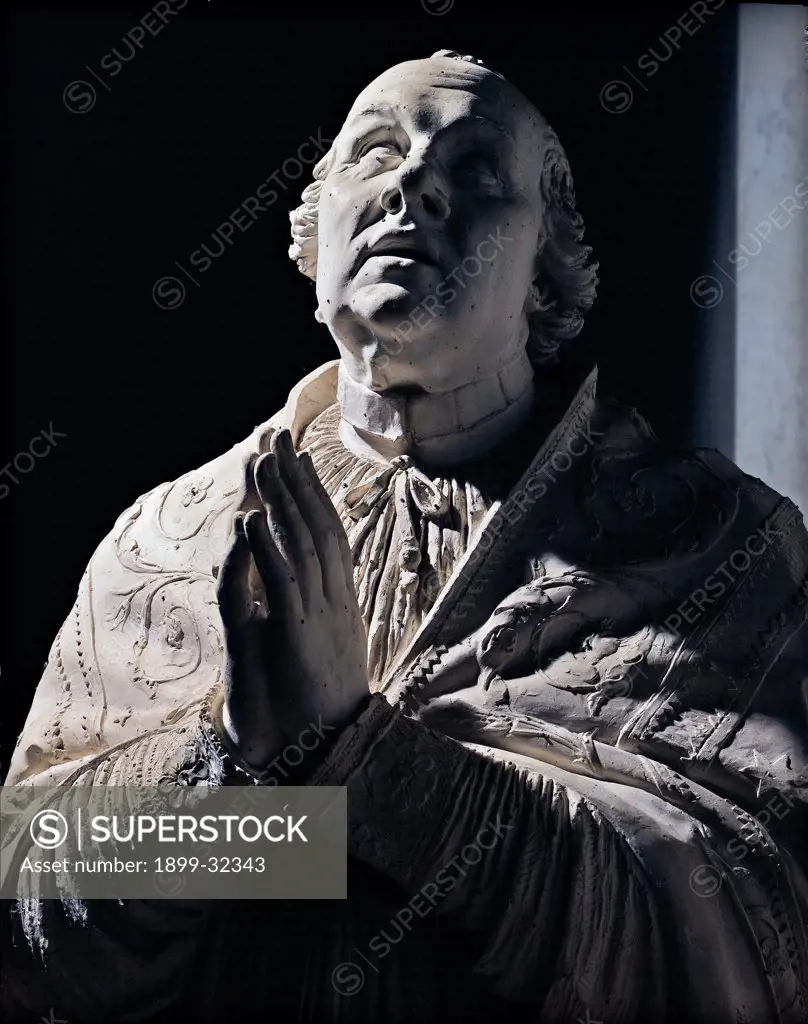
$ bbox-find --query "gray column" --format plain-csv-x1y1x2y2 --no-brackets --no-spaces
734,4,808,514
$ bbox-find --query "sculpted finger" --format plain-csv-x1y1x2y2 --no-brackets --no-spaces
216,513,251,631
254,451,322,596
243,509,303,622
299,451,355,591
236,451,264,516
255,423,276,456
272,429,348,594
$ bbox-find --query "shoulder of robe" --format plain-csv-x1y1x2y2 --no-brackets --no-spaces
7,361,340,784
570,395,808,815
583,393,804,570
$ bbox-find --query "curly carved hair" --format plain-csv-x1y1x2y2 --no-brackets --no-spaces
288,52,599,366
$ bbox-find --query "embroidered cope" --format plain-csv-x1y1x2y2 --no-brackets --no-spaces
4,361,808,1024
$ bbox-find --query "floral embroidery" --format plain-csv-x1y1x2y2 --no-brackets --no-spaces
179,475,213,507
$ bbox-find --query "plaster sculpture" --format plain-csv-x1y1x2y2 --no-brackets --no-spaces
4,50,807,1024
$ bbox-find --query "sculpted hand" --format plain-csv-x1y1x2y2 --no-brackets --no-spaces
216,453,283,768
219,429,369,770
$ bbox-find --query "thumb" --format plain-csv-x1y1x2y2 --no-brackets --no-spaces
216,512,252,631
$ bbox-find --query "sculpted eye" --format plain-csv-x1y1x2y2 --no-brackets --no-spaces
356,139,401,162
452,153,501,189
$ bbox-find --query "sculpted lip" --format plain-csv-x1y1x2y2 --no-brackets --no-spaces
356,233,441,271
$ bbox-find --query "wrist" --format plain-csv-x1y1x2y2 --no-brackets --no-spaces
201,689,268,785
216,685,374,785
221,690,283,771
220,699,266,765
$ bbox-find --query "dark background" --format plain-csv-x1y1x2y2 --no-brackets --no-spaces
2,1,737,766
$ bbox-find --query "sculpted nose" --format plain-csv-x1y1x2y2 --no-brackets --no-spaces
379,161,451,221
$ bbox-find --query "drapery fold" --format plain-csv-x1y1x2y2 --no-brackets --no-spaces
3,358,807,1023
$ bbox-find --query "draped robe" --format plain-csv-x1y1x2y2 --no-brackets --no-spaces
3,359,808,1024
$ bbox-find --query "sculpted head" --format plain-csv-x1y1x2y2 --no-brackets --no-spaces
289,51,598,393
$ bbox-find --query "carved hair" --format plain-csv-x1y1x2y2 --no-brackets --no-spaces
288,52,599,366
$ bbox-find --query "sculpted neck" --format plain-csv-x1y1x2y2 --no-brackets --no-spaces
337,348,536,468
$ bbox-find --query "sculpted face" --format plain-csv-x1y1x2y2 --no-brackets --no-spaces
315,57,546,392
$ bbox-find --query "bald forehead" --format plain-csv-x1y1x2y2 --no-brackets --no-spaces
356,57,503,98
343,57,542,138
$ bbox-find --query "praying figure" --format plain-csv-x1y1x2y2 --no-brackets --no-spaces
3,50,808,1024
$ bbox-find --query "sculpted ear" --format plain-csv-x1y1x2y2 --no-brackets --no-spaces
523,229,552,316
524,282,543,315
288,147,336,282
524,265,554,316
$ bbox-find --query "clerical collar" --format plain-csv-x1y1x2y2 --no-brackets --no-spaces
336,348,536,466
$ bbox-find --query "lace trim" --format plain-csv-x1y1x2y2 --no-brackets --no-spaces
300,405,494,687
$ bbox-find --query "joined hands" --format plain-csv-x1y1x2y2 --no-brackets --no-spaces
217,429,370,772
